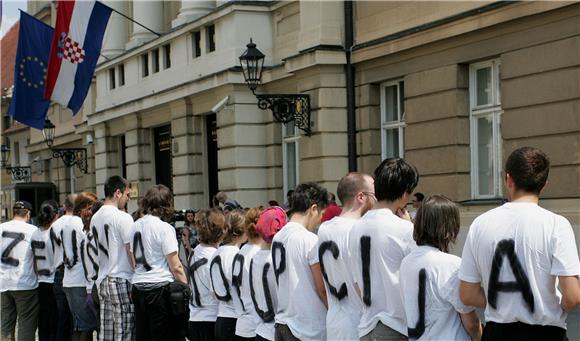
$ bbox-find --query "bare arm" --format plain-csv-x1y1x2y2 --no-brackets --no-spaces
559,275,580,312
310,263,328,308
166,251,187,284
459,280,487,309
460,311,482,341
125,243,135,270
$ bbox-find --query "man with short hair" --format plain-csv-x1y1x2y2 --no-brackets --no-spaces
0,201,39,341
349,158,419,341
409,192,424,220
90,175,135,341
273,182,330,341
214,191,242,211
317,172,375,341
459,147,580,341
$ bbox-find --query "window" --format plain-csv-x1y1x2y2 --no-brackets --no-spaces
192,31,201,58
282,121,300,195
152,49,160,73
380,80,405,159
118,64,125,86
469,59,502,198
206,25,215,52
163,44,171,69
108,68,115,89
141,54,149,77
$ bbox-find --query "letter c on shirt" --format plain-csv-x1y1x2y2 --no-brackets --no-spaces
318,240,348,300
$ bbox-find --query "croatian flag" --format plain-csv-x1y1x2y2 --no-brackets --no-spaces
44,0,111,114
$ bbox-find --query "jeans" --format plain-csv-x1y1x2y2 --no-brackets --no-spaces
38,282,57,341
1,289,39,341
274,324,300,341
132,285,185,341
360,322,408,341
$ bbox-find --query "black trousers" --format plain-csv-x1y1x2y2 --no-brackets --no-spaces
38,282,57,341
483,321,567,341
132,286,186,341
214,317,237,341
53,266,72,341
274,324,300,341
188,321,215,341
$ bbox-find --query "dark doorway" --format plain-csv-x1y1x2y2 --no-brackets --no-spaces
154,125,173,190
206,114,218,206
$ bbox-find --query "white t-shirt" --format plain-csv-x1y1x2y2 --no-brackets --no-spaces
233,243,261,337
62,216,88,288
272,221,327,341
210,244,239,318
82,229,99,292
51,214,73,269
131,215,178,284
90,204,134,285
401,246,474,341
0,220,38,291
31,228,56,283
250,249,278,341
317,216,363,341
459,202,580,328
189,244,219,322
348,208,416,337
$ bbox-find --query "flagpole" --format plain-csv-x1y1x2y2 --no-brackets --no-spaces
98,1,161,37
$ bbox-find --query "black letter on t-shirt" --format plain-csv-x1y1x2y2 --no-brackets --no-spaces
92,225,109,258
250,260,275,322
360,236,372,306
189,256,208,307
210,255,232,301
86,234,99,280
319,240,348,300
1,231,24,266
63,230,78,270
272,242,286,285
49,228,61,252
408,269,426,339
488,239,534,313
133,232,152,271
31,240,51,276
232,253,245,311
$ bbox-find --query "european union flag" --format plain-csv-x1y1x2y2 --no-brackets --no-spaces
8,11,53,130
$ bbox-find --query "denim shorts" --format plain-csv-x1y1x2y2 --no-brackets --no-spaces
63,287,97,332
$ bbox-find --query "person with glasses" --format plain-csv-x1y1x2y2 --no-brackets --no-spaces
317,172,375,341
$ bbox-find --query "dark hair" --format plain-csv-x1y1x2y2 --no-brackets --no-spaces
374,158,419,202
141,185,174,222
223,209,246,244
505,147,550,195
286,190,294,197
91,201,104,215
73,192,98,217
104,175,129,198
64,194,76,211
268,200,279,207
37,200,59,227
195,208,225,244
289,182,330,214
245,206,263,240
413,195,460,253
414,192,425,202
337,172,371,204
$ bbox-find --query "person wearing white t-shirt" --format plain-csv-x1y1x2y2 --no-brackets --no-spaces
317,172,374,341
400,195,482,341
210,209,246,341
32,200,60,341
188,208,225,341
250,206,288,341
273,182,330,341
0,200,39,341
348,158,419,340
131,185,188,341
90,175,135,341
63,192,99,340
232,207,263,341
459,147,580,341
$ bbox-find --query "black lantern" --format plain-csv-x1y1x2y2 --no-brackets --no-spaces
43,119,56,149
1,144,10,168
0,144,31,181
239,38,265,92
239,39,312,135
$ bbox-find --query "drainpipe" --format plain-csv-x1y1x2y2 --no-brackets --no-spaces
345,0,357,172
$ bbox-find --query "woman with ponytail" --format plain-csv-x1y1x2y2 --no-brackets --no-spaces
32,200,60,341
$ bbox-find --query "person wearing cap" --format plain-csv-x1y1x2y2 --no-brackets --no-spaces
249,206,287,341
0,200,39,341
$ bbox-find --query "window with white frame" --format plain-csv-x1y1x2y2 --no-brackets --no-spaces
380,80,405,159
282,121,300,195
470,59,502,198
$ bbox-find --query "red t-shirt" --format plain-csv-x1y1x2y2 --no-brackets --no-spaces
321,203,342,223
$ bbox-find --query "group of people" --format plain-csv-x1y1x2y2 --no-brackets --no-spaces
1,146,579,341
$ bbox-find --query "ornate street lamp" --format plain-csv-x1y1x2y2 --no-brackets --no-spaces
239,39,312,136
0,144,31,182
42,119,88,174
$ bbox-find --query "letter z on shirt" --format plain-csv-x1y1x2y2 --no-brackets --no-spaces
0,220,38,291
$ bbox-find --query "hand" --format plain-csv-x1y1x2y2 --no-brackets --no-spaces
397,207,412,222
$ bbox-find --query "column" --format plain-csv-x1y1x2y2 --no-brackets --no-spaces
93,123,119,199
172,0,216,28
101,1,129,59
126,1,164,50
123,113,153,212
